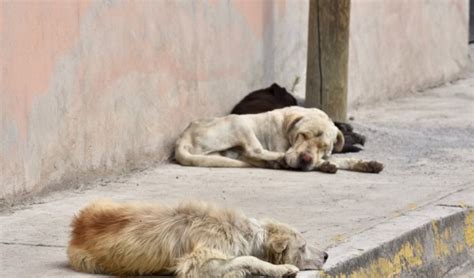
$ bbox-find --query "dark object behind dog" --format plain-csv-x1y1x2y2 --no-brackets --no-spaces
231,83,366,153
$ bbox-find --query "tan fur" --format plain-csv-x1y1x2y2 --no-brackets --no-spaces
67,200,327,277
175,106,383,173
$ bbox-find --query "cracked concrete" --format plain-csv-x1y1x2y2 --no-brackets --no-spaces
1,50,473,277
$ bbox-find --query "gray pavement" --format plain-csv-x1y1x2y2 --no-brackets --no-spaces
1,51,474,277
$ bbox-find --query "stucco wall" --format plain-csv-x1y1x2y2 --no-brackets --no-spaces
2,0,469,203
348,0,469,107
0,0,309,203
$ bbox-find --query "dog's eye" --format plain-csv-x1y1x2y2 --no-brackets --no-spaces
315,131,323,137
299,245,306,252
299,133,310,140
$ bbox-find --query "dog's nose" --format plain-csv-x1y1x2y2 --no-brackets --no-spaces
300,153,312,163
298,153,313,168
323,252,329,263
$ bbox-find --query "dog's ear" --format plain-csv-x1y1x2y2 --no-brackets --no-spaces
269,234,290,253
334,130,345,152
270,83,283,96
284,114,304,135
270,83,282,90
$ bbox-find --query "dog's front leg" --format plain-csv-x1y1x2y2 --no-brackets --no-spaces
176,248,298,277
243,156,288,169
247,150,288,169
243,146,286,163
241,134,287,169
328,157,384,173
176,247,232,278
314,160,339,174
221,256,299,277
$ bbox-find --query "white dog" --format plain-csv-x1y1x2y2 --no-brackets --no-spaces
67,200,328,277
175,106,383,173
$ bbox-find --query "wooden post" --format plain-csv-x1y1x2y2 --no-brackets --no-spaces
305,0,351,122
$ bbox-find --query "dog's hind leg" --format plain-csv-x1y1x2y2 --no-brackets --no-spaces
327,157,384,173
67,246,103,274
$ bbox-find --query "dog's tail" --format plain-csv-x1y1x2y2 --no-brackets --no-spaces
175,136,251,168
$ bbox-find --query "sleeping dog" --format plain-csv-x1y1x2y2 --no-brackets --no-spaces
68,200,328,277
175,106,383,173
231,83,366,153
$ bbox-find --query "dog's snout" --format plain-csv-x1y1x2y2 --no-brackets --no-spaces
323,252,329,263
297,153,313,170
298,153,313,169
300,153,312,163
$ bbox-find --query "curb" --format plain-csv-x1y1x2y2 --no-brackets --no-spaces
298,205,473,278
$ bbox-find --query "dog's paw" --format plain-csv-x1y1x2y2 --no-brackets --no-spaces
318,161,338,174
366,161,384,173
273,264,299,277
268,157,290,169
355,161,384,173
359,135,366,146
344,132,366,146
352,132,366,146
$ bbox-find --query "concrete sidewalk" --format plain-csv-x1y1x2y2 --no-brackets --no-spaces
1,60,474,277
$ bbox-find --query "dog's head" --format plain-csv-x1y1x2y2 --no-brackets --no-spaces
269,83,298,106
283,107,344,171
263,219,328,270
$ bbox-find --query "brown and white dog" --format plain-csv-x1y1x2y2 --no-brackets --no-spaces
67,200,328,277
175,106,383,173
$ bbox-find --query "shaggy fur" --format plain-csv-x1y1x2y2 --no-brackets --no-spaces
175,106,383,173
231,83,366,153
68,200,328,277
